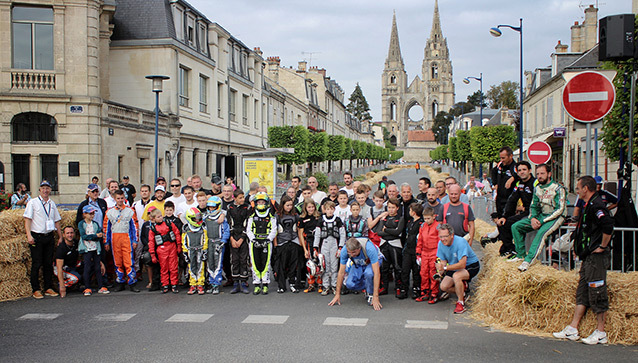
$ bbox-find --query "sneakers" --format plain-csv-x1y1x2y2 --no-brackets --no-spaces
582,330,608,345
171,285,179,294
290,285,300,293
262,286,269,295
518,261,530,272
197,286,205,295
212,285,220,295
506,255,523,262
553,325,580,341
240,282,249,294
411,288,420,300
454,301,466,314
378,286,388,295
230,282,241,294
162,285,170,294
331,286,337,295
304,285,316,293
416,294,430,302
32,290,44,299
277,288,286,294
44,288,59,297
397,289,408,299
114,283,126,292
341,287,350,295
83,289,92,296
321,287,330,296
129,283,140,293
187,286,197,295
253,285,262,295
98,287,110,294
317,286,323,294
439,292,450,301
366,294,373,306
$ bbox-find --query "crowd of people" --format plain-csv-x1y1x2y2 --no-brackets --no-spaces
18,149,614,343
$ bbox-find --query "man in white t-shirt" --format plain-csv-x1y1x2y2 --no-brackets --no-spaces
165,178,186,214
340,171,355,198
132,184,152,228
308,176,327,205
178,186,198,223
103,180,120,208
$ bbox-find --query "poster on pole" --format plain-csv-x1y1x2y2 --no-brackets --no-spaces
242,157,277,199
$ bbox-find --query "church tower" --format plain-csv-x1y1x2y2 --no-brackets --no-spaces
381,11,407,147
422,0,455,130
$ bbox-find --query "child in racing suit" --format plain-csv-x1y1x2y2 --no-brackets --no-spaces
416,207,440,302
275,196,301,293
246,192,277,295
203,196,229,295
148,208,182,293
226,189,252,294
182,207,208,295
313,201,346,296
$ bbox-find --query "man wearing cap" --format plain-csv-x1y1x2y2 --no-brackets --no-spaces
143,185,167,221
23,180,63,299
209,174,223,196
153,177,173,200
120,176,136,206
76,183,108,227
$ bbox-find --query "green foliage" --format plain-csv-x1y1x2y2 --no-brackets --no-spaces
328,135,346,161
365,143,374,160
449,102,475,116
486,80,519,109
389,150,404,161
383,127,395,151
467,90,487,109
430,145,448,161
432,111,454,144
448,137,459,162
343,138,353,160
307,132,328,163
346,83,373,124
469,125,516,163
313,172,329,191
456,130,472,161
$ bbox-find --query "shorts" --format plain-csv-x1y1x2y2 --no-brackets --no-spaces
576,251,610,314
445,261,480,281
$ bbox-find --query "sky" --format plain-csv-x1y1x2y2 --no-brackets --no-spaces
189,0,631,122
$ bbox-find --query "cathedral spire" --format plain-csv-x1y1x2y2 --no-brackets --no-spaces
385,11,404,69
430,0,443,40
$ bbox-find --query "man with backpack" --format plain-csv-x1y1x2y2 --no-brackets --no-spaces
438,184,475,244
328,238,383,311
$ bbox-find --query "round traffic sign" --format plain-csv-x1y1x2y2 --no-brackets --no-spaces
527,141,552,165
562,71,616,123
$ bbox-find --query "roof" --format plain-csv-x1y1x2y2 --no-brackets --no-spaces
460,108,499,128
112,0,176,40
408,130,435,142
485,107,516,126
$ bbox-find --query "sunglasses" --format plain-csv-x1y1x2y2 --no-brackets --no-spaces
90,190,99,193
171,184,181,187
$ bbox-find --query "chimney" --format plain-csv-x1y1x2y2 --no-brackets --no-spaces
583,5,598,51
266,56,280,82
297,60,307,73
555,40,568,53
266,56,280,66
317,68,326,77
253,47,263,56
571,21,582,53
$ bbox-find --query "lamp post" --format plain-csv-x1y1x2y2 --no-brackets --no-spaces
463,73,483,126
145,75,170,184
490,18,523,160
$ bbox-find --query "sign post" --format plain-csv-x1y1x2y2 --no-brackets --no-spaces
527,141,552,165
562,71,616,175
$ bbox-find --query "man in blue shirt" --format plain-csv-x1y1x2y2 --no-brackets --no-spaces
329,238,383,310
434,224,480,314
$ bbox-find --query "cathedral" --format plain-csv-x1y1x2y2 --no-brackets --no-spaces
381,0,454,158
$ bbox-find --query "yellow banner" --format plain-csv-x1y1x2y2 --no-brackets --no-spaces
242,157,276,199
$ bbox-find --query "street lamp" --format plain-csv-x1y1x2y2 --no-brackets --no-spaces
490,18,523,160
463,73,483,126
145,75,170,184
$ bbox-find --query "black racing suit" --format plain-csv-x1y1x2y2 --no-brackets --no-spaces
492,160,518,219
401,217,423,295
227,202,251,282
498,177,535,255
378,214,405,293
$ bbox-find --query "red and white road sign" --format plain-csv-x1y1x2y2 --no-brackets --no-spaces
527,141,552,165
562,71,616,123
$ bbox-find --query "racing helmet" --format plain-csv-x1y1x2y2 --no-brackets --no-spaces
206,196,222,218
185,207,203,228
254,192,270,216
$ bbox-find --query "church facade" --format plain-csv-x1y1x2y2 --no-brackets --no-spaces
381,0,454,161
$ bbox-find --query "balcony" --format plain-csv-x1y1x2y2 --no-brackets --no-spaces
104,101,171,131
11,71,56,90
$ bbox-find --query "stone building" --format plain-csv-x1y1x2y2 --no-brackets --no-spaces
381,0,454,158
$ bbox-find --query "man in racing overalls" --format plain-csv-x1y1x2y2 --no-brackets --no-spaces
246,192,277,295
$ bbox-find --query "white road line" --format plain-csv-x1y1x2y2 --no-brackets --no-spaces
94,314,136,322
165,314,213,323
17,313,61,321
323,317,368,327
242,315,289,325
568,91,608,102
404,320,449,330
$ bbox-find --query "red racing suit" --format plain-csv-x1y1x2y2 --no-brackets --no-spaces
149,219,182,286
416,220,440,297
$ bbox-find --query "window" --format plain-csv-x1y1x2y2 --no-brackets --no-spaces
229,89,237,122
241,52,248,78
179,66,189,107
186,15,195,45
41,154,58,191
12,6,54,70
233,47,240,72
242,95,249,126
12,154,30,190
217,82,223,118
541,100,546,129
173,7,184,40
12,112,57,142
192,148,198,174
431,63,438,79
254,100,259,128
390,102,396,121
198,23,207,53
390,75,396,84
206,151,211,177
547,96,553,128
227,42,233,71
432,101,438,119
177,150,183,177
199,75,208,113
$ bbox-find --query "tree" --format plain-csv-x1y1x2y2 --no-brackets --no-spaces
268,125,309,179
383,126,395,151
448,137,459,162
432,111,453,144
342,138,353,170
328,134,346,172
486,80,519,109
470,125,517,164
346,83,373,124
456,130,472,162
307,131,328,174
449,102,475,117
467,90,487,109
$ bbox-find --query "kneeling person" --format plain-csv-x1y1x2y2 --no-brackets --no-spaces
434,224,480,314
328,238,382,310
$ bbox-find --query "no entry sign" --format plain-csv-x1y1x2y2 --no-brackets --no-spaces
562,71,616,123
527,141,552,165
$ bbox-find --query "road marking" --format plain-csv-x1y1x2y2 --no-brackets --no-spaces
165,314,213,323
323,317,368,327
404,320,449,330
17,313,61,321
568,91,608,103
94,314,136,322
242,315,289,324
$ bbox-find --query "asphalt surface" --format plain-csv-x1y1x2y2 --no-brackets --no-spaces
1,168,636,362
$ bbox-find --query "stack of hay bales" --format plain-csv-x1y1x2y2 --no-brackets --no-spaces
423,165,449,184
361,165,411,187
0,209,77,302
471,242,638,345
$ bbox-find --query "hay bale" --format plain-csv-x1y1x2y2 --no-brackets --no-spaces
474,219,497,241
0,236,30,263
0,209,27,237
0,262,28,282
0,279,32,302
471,242,638,345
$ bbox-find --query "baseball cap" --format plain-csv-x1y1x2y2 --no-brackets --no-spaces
123,175,129,179
87,183,99,191
40,180,52,188
82,205,98,214
155,185,166,192
156,176,166,183
211,175,222,185
594,176,604,184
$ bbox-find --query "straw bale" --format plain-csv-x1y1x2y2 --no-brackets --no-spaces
474,219,496,242
0,262,28,282
0,209,76,240
423,166,450,185
361,165,411,187
0,236,30,263
471,242,638,345
0,279,32,302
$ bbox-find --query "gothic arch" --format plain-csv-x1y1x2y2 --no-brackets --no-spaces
404,99,424,122
431,63,438,79
390,74,396,84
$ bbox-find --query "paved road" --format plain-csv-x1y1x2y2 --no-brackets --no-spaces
1,168,636,362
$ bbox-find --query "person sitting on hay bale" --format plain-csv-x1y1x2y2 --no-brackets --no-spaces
433,223,480,314
553,176,614,345
510,164,567,272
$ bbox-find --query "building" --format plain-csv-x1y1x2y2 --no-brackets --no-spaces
380,0,454,159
